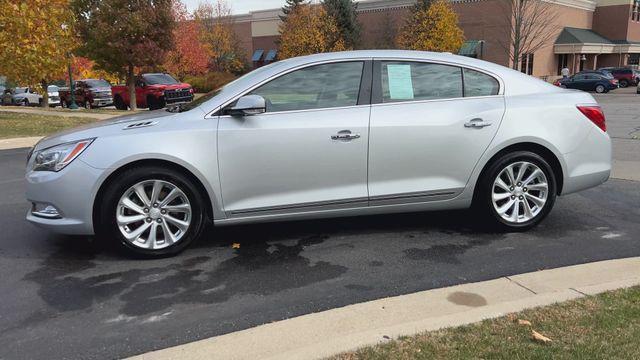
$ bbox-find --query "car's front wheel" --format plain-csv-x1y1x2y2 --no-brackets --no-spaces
98,166,205,257
474,151,557,231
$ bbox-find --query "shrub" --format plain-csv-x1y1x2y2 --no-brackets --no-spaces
183,72,237,93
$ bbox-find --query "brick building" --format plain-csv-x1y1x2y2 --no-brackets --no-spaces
230,0,640,79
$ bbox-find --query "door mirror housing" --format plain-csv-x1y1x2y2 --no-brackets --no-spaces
228,95,266,116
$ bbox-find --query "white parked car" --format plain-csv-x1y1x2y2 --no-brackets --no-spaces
25,50,611,257
12,87,42,106
47,85,61,107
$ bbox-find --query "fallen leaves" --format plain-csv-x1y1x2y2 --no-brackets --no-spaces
531,330,552,344
517,319,532,326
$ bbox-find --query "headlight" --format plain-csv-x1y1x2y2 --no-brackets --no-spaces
31,138,94,172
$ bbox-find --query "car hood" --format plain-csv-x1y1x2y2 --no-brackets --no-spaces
33,109,177,151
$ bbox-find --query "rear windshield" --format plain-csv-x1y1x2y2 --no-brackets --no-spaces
143,74,179,85
85,79,111,88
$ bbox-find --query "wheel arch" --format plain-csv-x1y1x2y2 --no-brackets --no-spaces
92,159,215,231
472,142,564,202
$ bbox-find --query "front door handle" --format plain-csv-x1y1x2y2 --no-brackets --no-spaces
464,118,492,128
331,130,361,141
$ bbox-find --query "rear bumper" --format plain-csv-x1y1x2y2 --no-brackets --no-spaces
561,127,611,195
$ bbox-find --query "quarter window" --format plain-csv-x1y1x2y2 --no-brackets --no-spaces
381,61,463,103
463,68,500,97
249,62,364,113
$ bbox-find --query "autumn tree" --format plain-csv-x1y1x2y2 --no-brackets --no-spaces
499,0,559,70
396,0,465,53
323,0,361,49
0,0,75,107
278,4,346,59
71,0,176,110
195,0,245,74
164,1,209,78
72,57,122,84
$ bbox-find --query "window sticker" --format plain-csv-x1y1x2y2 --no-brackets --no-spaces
387,64,414,100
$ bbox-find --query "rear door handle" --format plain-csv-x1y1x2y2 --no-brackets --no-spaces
331,130,361,141
464,118,492,128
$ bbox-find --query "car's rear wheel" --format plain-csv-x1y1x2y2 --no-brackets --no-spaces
595,84,606,93
619,79,628,88
474,151,557,231
114,95,127,110
98,166,205,257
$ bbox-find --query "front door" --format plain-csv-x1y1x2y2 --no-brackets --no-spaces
368,60,505,203
218,61,371,216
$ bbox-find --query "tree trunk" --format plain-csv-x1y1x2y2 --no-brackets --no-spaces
40,80,49,108
127,64,137,111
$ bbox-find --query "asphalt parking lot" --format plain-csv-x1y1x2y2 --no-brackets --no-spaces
1,91,639,360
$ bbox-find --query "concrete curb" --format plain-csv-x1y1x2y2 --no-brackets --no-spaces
0,136,42,150
127,257,640,360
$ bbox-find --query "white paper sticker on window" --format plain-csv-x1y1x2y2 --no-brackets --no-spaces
387,64,414,100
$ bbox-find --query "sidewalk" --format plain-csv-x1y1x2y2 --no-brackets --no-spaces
128,257,640,360
0,136,43,150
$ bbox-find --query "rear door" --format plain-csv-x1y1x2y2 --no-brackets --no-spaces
217,60,372,216
367,60,504,204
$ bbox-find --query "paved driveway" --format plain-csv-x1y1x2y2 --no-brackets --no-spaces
1,94,639,359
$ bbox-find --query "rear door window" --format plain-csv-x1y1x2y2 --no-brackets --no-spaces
380,61,463,103
463,68,500,97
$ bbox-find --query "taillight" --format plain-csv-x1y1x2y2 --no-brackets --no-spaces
577,105,606,132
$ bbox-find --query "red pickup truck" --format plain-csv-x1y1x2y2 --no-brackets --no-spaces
59,79,114,109
111,73,194,110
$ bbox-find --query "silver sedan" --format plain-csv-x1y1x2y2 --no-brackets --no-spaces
25,50,611,257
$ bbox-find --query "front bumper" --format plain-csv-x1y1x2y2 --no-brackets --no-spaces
25,159,103,235
91,97,113,107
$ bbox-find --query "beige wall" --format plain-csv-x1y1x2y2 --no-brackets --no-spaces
532,4,593,78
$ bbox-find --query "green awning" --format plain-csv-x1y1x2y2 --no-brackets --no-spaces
458,40,482,56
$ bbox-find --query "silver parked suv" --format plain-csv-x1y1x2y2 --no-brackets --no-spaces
25,50,611,257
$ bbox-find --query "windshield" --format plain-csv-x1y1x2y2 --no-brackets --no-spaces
85,79,111,88
15,87,27,94
47,85,59,92
143,74,179,85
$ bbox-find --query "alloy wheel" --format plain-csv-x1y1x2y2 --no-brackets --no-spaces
116,179,192,250
491,161,548,224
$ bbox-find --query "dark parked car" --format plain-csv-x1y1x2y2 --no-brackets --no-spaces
598,67,639,88
553,71,618,93
59,79,113,109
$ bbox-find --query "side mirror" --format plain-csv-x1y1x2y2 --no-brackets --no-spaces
228,95,266,116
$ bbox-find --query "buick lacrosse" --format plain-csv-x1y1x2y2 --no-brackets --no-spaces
26,50,611,257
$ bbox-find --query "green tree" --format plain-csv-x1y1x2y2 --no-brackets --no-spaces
396,0,465,53
323,0,361,49
0,0,76,107
280,0,307,21
71,0,176,110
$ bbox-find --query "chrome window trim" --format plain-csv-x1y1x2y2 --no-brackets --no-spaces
218,103,371,118
204,58,373,119
370,93,504,109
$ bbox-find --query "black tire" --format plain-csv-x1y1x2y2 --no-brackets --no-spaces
22,98,29,106
473,151,557,231
114,95,128,110
147,95,165,110
619,79,628,88
84,101,92,110
97,166,206,258
595,84,605,93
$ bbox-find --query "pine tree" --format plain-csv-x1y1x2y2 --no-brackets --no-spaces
280,0,307,21
323,0,361,49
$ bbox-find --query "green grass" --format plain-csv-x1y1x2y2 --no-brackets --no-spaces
333,286,640,360
0,111,99,139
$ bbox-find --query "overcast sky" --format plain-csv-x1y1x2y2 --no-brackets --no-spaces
182,0,289,14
